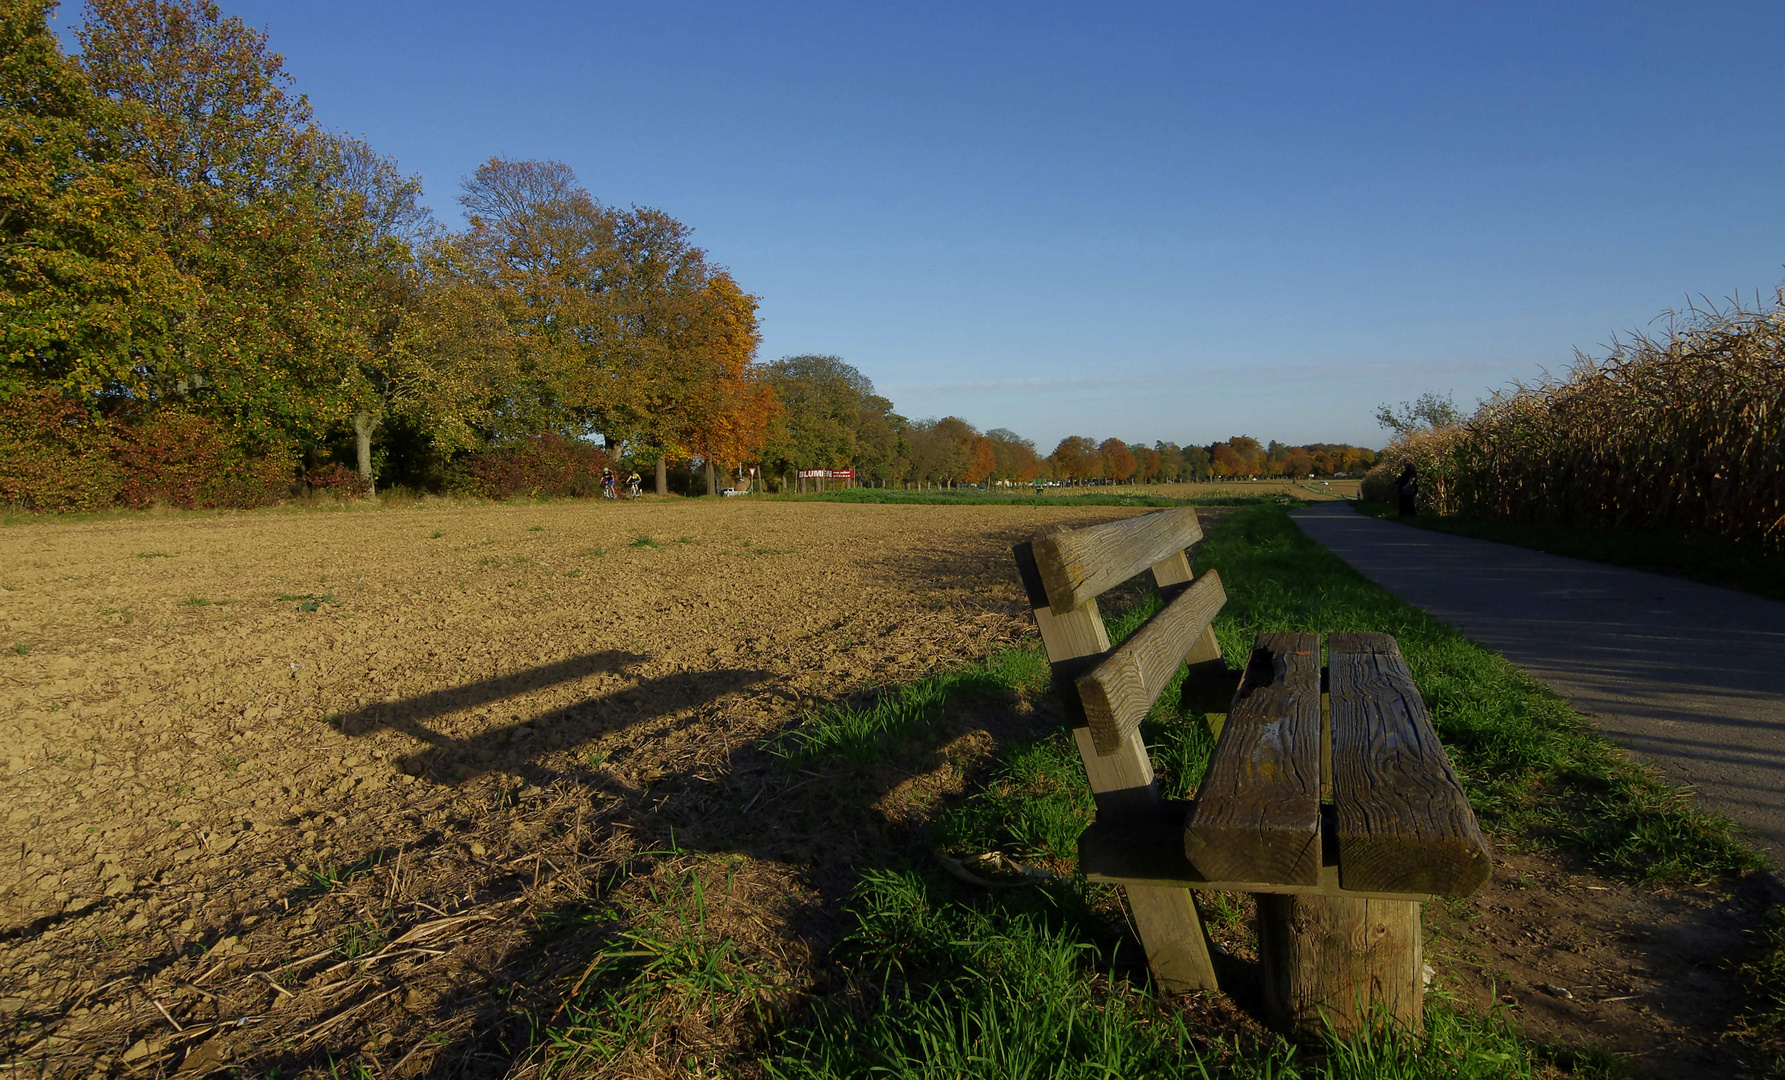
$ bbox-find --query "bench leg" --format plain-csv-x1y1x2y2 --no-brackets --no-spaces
1255,893,1422,1041
1068,727,1219,993
1127,885,1220,993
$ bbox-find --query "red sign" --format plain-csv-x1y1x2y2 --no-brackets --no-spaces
797,469,854,479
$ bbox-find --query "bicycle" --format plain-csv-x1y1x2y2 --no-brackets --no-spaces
627,478,641,500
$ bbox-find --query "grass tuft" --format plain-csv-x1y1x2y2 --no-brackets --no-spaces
278,592,337,612
767,650,1047,766
534,867,775,1074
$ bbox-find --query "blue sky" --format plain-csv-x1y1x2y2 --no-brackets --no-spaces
65,1,1785,450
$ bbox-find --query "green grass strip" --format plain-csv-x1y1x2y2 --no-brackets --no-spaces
766,868,1617,1080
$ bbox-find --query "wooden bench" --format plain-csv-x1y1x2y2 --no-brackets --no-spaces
1012,508,1492,1040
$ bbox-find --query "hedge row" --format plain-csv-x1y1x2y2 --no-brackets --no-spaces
0,389,619,512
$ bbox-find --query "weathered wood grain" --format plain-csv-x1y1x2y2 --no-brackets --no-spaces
1076,571,1227,755
1328,633,1493,896
1257,892,1423,1041
1031,508,1203,613
1182,633,1323,886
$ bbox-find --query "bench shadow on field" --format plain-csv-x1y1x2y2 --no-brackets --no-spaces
326,649,779,785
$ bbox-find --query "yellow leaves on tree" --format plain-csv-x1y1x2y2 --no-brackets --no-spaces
683,272,779,470
963,435,996,484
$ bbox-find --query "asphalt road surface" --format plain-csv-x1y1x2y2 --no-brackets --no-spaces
1292,502,1785,869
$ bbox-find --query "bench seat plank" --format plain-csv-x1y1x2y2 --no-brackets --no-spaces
1182,633,1323,886
1077,570,1227,755
1031,508,1203,614
1328,633,1493,896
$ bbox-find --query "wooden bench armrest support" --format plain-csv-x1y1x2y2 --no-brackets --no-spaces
1076,570,1228,756
1328,633,1493,896
1030,507,1204,614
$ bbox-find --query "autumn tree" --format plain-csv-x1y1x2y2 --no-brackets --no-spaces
905,416,976,486
963,435,996,484
1,0,186,401
314,133,438,489
379,245,519,457
1099,437,1136,482
1375,391,1459,437
985,428,1040,483
681,273,778,494
849,392,908,486
1049,436,1096,482
758,355,916,488
458,157,744,488
78,0,375,450
1132,443,1161,482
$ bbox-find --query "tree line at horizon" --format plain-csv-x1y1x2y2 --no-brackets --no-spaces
0,0,1375,509
757,355,1377,488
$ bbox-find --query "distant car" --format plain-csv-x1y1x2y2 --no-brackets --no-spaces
721,487,744,497
1319,481,1330,486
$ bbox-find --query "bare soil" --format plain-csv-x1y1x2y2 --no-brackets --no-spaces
0,497,1767,1077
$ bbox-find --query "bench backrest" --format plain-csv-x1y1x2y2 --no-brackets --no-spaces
1013,508,1227,821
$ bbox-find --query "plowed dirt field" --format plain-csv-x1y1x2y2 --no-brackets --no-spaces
0,497,1145,1076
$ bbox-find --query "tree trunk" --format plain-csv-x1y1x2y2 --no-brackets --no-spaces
352,411,377,497
704,459,716,496
1256,893,1423,1042
656,457,668,496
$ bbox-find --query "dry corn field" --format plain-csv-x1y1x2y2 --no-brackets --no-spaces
1366,289,1785,545
0,497,1151,1077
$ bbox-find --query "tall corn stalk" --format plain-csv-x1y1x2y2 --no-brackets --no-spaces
1386,287,1785,548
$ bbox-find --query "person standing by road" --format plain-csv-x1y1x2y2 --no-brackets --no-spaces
1396,462,1419,517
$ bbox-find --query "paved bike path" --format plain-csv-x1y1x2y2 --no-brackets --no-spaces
1291,502,1785,869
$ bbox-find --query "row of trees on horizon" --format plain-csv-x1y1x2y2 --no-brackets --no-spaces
757,354,1378,488
0,0,1375,510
